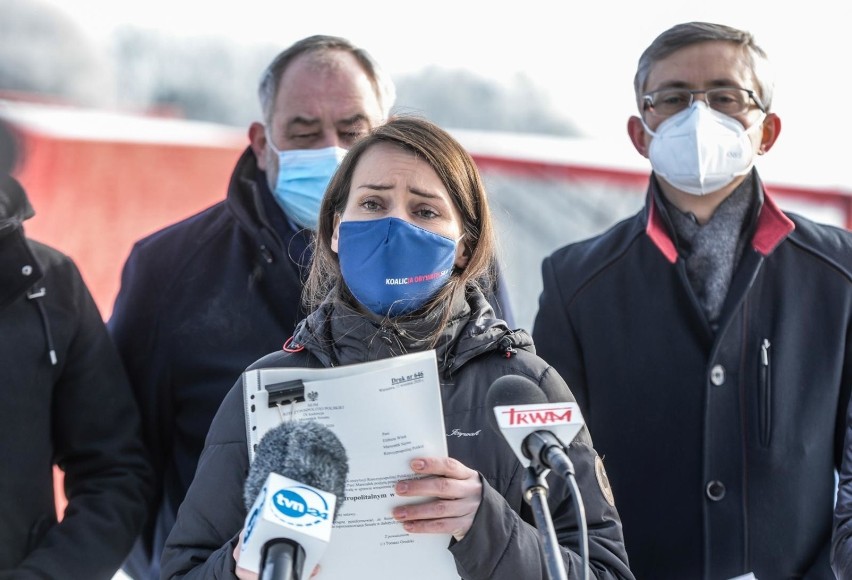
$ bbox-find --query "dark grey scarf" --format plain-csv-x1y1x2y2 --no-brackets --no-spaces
664,174,755,327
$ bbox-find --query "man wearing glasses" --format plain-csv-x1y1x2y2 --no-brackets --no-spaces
533,21,852,579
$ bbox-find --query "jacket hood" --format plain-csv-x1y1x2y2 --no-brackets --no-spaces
0,175,42,310
291,286,532,376
0,174,34,227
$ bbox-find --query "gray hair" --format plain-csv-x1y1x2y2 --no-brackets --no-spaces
258,35,396,125
633,22,775,112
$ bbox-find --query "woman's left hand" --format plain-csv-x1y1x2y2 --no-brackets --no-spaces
392,457,482,541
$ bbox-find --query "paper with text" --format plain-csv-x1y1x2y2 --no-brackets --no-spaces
243,349,460,580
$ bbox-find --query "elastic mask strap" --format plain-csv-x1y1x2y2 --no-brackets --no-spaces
264,128,282,155
744,111,767,136
641,118,658,139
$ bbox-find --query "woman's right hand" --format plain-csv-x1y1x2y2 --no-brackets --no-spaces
233,531,259,580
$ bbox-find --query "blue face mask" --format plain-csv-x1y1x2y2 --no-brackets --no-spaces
267,139,347,229
337,217,461,317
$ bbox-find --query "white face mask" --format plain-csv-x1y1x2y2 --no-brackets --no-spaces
643,101,766,196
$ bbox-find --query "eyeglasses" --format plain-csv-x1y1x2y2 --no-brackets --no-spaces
642,87,766,118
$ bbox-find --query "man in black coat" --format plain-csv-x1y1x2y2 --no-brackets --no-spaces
533,22,852,579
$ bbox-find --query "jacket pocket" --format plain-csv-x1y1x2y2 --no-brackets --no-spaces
758,338,772,447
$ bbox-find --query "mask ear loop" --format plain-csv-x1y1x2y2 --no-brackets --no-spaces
264,127,284,155
743,111,767,135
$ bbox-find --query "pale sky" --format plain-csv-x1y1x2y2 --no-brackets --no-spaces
36,0,850,185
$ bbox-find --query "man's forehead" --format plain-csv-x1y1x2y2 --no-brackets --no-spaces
645,42,755,92
271,54,381,125
276,51,375,98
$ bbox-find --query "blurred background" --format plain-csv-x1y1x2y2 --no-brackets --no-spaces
5,0,851,143
2,0,850,331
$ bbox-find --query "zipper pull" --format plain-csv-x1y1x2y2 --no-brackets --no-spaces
761,339,770,366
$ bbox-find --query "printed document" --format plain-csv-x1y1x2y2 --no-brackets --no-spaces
243,350,460,580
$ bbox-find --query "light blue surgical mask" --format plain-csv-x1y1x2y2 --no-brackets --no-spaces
267,136,347,229
337,217,462,317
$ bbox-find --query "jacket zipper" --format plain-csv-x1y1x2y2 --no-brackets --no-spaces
758,339,771,446
27,286,58,366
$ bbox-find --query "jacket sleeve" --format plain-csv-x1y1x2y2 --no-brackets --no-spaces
16,257,154,578
532,254,589,413
161,381,249,579
107,241,174,555
450,366,633,580
832,365,852,578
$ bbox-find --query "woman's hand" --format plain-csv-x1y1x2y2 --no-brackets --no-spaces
233,531,259,580
392,457,482,541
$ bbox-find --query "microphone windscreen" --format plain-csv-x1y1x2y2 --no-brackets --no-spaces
244,420,349,514
484,374,548,433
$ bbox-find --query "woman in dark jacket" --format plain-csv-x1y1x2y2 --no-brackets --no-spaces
161,116,633,580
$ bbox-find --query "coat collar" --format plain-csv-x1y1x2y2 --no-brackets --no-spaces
291,287,532,376
645,169,795,263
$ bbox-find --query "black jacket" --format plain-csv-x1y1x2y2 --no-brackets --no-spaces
533,171,852,580
109,147,516,579
0,175,152,578
831,395,852,577
161,289,634,579
108,148,311,579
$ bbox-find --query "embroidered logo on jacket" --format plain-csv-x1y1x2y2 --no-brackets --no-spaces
446,429,482,437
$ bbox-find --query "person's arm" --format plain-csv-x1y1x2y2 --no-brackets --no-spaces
107,242,174,552
161,382,250,579
831,342,852,578
16,258,153,578
532,254,589,413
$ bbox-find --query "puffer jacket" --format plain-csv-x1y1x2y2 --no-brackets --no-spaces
0,175,153,578
161,288,634,579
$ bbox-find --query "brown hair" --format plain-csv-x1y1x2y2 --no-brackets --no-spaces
305,115,497,344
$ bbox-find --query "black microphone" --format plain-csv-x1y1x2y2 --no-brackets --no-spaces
484,374,584,479
485,374,588,580
240,420,349,580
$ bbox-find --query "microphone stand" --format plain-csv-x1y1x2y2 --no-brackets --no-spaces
523,465,568,580
524,432,590,580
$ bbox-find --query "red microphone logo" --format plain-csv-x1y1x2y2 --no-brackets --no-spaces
501,406,574,426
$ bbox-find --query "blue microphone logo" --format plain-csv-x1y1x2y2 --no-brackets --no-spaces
271,485,331,528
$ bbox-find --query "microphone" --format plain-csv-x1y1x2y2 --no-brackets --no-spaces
484,374,584,478
485,374,588,580
240,420,349,580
